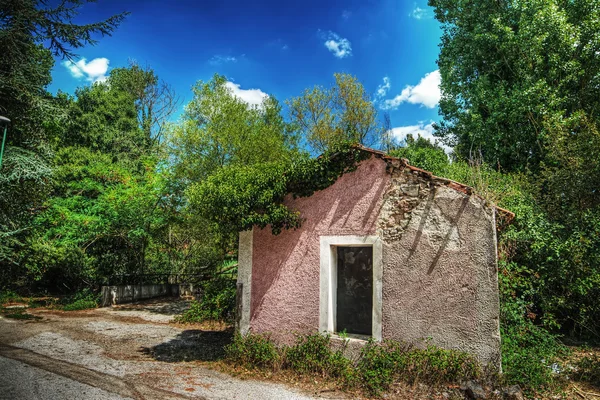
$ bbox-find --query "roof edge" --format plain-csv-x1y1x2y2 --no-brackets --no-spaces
352,144,516,227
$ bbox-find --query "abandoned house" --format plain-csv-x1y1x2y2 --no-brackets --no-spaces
236,146,511,367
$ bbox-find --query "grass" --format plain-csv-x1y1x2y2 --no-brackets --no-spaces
0,306,42,321
62,298,97,311
225,332,483,397
0,290,24,304
59,289,99,311
572,352,600,388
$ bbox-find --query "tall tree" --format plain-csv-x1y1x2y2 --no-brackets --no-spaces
109,62,179,147
431,0,600,183
0,0,127,278
430,0,600,342
21,64,174,291
287,73,383,153
167,74,297,184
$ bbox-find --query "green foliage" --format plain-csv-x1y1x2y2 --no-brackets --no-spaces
175,277,236,323
225,333,280,369
356,340,481,396
164,73,298,274
572,354,600,387
287,73,383,153
389,134,449,173
189,143,369,235
225,333,482,396
285,333,350,377
167,74,297,184
60,288,99,311
500,317,567,392
0,0,127,288
430,0,600,351
62,299,97,311
0,290,23,305
188,162,298,236
1,308,41,320
430,0,600,174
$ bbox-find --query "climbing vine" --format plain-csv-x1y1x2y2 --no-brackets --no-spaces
188,142,371,235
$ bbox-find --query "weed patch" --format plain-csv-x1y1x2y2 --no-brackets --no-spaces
225,333,279,369
0,307,41,320
224,332,483,397
0,290,23,305
175,277,235,323
572,354,600,387
285,333,350,377
60,289,98,311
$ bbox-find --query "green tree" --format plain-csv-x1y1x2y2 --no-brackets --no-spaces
287,73,382,153
167,73,297,183
109,62,179,147
430,0,600,380
431,0,600,177
0,0,127,283
389,135,449,174
19,64,175,291
164,74,299,271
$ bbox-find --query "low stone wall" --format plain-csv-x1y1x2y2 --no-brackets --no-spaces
101,284,199,307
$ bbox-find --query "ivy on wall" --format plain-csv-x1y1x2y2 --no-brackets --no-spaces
188,143,370,235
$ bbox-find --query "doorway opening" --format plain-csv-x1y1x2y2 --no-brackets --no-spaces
319,235,382,341
336,246,373,336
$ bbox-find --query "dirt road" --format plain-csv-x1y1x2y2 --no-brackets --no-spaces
0,299,337,400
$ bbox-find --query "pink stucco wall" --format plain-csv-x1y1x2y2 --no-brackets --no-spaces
250,156,390,340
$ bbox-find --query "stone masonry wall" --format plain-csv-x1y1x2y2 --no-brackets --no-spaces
378,164,501,367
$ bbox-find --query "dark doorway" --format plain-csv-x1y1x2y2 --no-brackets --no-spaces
336,246,373,336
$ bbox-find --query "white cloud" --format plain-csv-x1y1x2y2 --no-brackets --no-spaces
381,70,441,109
376,76,391,98
63,57,110,83
391,121,451,154
342,10,352,20
409,4,433,20
225,81,268,107
268,39,289,51
322,31,352,59
209,55,238,66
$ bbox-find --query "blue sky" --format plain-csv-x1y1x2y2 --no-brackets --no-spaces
50,0,443,145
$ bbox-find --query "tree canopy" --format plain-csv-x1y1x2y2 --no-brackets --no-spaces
287,73,383,153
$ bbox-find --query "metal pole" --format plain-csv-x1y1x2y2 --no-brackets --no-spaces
0,116,10,169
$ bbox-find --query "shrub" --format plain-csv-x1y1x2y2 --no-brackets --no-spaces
501,320,567,392
225,333,280,369
285,332,351,377
175,276,236,323
224,332,483,396
572,354,600,387
62,299,97,311
0,290,23,304
61,288,98,311
355,339,481,396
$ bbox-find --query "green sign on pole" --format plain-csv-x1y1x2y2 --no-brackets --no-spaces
0,116,11,169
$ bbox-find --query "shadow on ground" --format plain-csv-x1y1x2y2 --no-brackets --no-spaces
141,328,234,362
113,298,191,316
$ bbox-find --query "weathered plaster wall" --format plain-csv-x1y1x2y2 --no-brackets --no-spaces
250,156,391,342
244,152,501,367
378,167,501,367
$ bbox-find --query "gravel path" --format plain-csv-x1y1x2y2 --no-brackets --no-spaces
0,356,131,400
0,299,338,400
